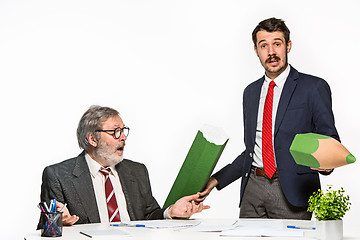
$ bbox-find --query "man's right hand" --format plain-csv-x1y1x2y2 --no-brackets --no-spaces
196,177,219,202
56,201,79,226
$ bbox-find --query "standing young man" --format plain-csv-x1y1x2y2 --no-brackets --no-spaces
199,17,339,219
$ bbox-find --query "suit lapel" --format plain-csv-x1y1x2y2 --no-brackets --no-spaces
71,153,100,223
248,78,264,146
115,161,137,220
274,66,299,136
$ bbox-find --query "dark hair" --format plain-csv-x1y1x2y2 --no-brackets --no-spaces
252,17,290,46
77,105,119,152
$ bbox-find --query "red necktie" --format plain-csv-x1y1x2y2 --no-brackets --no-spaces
99,168,121,222
262,80,276,178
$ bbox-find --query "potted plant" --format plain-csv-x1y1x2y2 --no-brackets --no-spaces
308,185,351,240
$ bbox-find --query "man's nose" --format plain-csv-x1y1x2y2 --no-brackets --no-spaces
119,132,127,141
268,45,276,55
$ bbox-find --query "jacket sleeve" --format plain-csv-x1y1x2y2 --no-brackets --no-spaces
213,151,245,190
37,166,66,229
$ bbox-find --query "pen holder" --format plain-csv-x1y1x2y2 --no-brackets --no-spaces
40,212,63,237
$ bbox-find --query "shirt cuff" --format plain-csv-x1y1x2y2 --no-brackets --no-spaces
163,206,173,219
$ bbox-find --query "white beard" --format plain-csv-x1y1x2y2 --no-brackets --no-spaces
94,139,124,167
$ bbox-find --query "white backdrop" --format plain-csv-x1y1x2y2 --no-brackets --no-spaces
1,1,359,239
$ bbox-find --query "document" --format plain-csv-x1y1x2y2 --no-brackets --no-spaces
117,219,201,229
221,228,304,237
178,222,237,232
221,219,304,237
79,229,129,238
234,219,284,229
163,124,229,208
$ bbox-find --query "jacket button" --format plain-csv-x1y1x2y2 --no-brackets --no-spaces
249,152,253,158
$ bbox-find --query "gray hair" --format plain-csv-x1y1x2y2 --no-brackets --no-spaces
77,105,119,152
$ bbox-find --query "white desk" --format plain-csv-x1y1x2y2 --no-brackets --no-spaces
24,218,360,240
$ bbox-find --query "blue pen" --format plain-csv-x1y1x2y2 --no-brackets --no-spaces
110,223,146,227
287,225,316,230
49,200,54,213
110,223,125,227
134,224,145,227
51,199,57,213
59,203,67,213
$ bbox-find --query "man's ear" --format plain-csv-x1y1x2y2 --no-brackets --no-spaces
87,133,98,147
287,40,292,53
254,44,259,57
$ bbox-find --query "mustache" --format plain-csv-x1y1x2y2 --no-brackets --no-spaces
265,54,280,63
117,142,125,149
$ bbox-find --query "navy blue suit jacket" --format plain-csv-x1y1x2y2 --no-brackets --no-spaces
213,65,339,207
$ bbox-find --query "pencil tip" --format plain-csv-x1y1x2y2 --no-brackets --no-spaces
346,154,356,164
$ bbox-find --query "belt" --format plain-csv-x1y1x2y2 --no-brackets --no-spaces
251,166,278,179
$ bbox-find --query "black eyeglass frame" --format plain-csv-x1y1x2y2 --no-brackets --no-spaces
95,126,130,139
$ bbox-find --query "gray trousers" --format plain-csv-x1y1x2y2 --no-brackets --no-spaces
239,170,312,220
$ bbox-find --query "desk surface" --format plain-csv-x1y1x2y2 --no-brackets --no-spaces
25,218,360,240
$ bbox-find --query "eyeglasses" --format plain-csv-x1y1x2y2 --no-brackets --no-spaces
95,126,130,139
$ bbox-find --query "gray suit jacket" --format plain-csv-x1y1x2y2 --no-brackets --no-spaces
39,152,165,226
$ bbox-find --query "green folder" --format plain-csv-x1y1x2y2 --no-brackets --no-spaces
163,124,229,208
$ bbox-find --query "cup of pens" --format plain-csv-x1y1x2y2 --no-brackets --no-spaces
40,211,63,237
39,200,64,237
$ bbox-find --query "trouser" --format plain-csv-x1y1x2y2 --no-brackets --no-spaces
239,167,312,220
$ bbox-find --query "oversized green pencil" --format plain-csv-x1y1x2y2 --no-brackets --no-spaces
290,133,356,169
163,124,229,208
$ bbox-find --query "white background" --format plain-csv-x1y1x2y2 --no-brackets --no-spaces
1,1,359,239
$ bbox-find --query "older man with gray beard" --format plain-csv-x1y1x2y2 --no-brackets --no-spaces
39,105,208,227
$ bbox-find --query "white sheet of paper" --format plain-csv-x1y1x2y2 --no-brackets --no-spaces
80,229,129,237
120,220,200,229
221,228,304,237
178,222,237,232
221,220,304,237
234,219,284,230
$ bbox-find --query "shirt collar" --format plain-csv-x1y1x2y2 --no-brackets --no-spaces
85,153,116,178
264,64,290,88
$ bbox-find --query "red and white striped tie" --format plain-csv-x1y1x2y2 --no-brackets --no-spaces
262,80,276,178
99,168,121,222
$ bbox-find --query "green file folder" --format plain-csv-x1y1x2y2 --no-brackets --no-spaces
163,124,229,208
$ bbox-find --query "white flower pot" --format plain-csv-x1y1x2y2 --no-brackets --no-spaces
316,220,343,240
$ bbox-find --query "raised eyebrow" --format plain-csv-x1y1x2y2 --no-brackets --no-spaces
111,125,124,130
257,38,284,46
273,38,284,43
257,39,266,46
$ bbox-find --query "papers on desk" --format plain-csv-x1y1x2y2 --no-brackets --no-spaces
116,219,200,229
221,228,304,237
108,219,305,237
177,222,237,232
220,219,304,237
80,229,130,238
176,219,303,237
234,219,284,229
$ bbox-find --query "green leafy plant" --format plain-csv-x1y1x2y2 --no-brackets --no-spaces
308,185,351,221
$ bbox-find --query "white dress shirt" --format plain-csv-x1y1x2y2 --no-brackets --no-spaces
85,154,131,222
85,154,172,221
252,65,290,168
